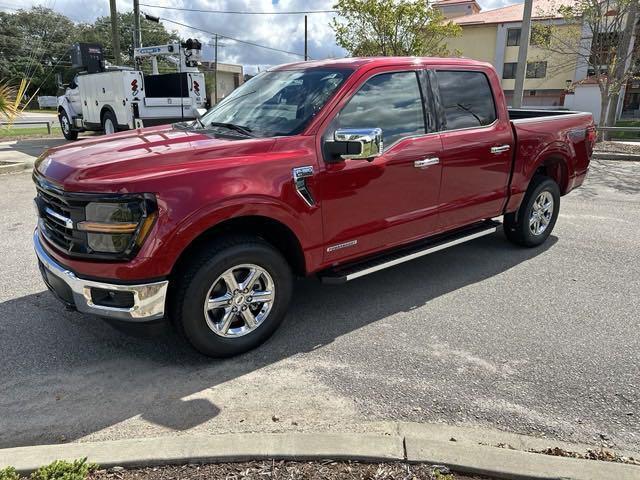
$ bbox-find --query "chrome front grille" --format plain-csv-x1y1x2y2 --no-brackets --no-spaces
34,175,87,254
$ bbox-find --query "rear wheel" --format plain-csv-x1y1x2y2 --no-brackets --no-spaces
59,110,78,141
170,236,293,357
102,111,117,135
504,175,560,247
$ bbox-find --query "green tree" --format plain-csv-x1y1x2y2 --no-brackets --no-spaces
330,0,461,57
78,12,179,68
0,7,79,96
537,0,640,131
0,8,181,98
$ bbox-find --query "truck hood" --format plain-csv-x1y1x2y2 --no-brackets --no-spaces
36,125,276,192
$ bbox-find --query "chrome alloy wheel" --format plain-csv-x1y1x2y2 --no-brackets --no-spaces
60,115,70,134
203,264,275,338
529,191,554,236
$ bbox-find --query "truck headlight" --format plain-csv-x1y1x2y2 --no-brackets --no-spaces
77,196,157,254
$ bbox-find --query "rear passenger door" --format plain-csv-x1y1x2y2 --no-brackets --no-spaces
433,69,514,230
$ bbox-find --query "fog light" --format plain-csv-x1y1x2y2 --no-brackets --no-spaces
90,288,135,309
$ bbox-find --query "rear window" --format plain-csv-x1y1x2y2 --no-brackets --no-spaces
435,71,497,130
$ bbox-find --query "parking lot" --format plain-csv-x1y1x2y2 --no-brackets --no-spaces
0,160,638,452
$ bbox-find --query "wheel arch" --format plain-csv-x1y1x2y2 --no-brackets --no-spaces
532,154,570,195
170,215,307,280
100,105,118,124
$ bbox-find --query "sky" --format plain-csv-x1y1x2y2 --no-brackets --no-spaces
0,0,518,74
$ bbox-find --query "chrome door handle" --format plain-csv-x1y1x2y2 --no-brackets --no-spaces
491,145,511,154
414,157,439,168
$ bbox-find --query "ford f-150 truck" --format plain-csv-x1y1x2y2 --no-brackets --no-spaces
33,57,595,357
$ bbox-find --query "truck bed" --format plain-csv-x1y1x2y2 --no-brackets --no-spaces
508,108,581,121
506,109,594,214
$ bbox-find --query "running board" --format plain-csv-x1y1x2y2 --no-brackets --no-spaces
320,220,501,284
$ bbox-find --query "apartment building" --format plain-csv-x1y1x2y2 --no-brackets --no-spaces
438,0,583,107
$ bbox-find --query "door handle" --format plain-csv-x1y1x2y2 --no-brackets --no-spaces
414,157,439,168
491,145,511,154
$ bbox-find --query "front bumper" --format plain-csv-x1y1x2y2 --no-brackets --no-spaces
34,230,168,322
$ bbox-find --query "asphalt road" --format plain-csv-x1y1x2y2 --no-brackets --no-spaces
0,161,638,452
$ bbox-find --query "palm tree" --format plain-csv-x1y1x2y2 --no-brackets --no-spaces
0,81,18,121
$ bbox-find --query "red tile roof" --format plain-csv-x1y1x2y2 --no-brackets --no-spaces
434,0,478,4
453,0,574,25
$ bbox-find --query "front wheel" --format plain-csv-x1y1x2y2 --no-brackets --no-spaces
170,236,293,357
59,110,78,141
504,175,560,247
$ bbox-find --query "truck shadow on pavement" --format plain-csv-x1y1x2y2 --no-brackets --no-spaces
0,232,557,448
0,138,69,159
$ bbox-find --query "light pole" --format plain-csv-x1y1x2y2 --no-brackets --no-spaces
512,0,533,108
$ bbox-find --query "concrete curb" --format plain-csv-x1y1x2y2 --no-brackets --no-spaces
406,436,640,480
1,431,638,480
592,151,640,161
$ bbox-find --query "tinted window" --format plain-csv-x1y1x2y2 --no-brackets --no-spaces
526,61,547,78
331,71,425,147
503,62,517,79
435,71,497,130
507,28,521,46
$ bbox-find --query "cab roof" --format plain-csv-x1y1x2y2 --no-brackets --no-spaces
271,56,492,71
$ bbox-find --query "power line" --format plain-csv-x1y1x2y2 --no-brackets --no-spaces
139,4,336,15
153,16,309,59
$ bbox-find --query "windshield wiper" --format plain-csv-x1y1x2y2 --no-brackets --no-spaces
207,122,255,137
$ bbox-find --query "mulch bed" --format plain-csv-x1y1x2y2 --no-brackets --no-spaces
595,141,640,154
92,461,492,480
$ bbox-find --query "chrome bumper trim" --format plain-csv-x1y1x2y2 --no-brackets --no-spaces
34,230,168,322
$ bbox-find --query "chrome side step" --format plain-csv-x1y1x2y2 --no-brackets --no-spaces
320,220,500,284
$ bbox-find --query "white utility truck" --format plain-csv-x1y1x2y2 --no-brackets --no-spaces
57,40,206,140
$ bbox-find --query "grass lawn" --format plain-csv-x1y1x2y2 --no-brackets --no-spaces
24,108,58,114
0,126,62,139
610,120,640,140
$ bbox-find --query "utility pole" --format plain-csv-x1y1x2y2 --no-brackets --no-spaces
133,0,142,49
109,0,121,64
512,0,533,108
304,15,308,61
214,34,218,105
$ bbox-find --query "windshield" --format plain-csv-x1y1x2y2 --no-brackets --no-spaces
199,68,352,137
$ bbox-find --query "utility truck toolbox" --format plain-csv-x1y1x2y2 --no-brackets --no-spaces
35,56,595,357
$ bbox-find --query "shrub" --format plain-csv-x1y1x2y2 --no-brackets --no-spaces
30,459,96,480
0,466,20,480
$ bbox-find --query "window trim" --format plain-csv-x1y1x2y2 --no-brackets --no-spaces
322,69,431,154
432,69,499,133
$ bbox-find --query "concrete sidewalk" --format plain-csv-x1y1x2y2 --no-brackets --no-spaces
1,427,638,480
0,138,67,174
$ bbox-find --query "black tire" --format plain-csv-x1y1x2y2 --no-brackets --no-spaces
58,110,78,141
101,110,118,135
169,235,293,357
504,175,560,247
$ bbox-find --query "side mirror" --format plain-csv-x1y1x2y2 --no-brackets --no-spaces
325,128,383,161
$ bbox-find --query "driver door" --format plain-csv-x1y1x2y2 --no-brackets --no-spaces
315,69,443,264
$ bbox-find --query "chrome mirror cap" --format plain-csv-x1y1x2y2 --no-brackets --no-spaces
334,127,383,160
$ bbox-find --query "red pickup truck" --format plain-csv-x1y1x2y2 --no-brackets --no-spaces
33,57,595,357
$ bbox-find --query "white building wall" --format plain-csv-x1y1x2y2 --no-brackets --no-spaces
564,84,602,122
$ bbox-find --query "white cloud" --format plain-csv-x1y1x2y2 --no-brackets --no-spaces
0,0,520,74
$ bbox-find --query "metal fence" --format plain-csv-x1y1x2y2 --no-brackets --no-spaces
0,120,54,134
